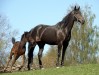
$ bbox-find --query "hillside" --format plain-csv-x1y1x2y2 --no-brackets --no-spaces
1,64,99,75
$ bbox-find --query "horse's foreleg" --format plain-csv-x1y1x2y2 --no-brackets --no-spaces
19,54,25,70
10,55,19,72
28,49,33,70
56,43,62,67
61,42,69,66
4,52,13,71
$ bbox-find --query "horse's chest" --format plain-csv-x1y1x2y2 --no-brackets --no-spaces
57,30,65,41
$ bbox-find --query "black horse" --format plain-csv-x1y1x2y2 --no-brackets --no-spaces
20,6,85,70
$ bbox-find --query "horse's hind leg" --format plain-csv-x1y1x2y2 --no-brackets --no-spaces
38,43,44,69
4,52,13,71
18,54,25,70
27,43,35,70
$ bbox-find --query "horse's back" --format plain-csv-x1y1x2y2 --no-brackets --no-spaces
30,24,49,41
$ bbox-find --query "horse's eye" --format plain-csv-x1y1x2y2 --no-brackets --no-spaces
75,12,78,14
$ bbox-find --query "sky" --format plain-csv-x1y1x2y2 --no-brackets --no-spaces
0,0,99,54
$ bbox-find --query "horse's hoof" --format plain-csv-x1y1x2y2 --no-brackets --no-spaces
28,68,30,71
3,69,6,72
56,67,60,69
41,68,44,70
18,67,22,71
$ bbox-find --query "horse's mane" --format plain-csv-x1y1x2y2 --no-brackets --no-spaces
56,11,73,28
21,34,24,41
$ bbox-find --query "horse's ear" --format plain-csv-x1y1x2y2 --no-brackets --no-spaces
12,37,15,44
78,6,80,10
74,6,77,10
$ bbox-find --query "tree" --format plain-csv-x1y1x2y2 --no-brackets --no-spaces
67,5,99,64
0,14,18,67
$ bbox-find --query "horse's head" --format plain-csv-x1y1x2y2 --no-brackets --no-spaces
21,31,30,43
72,6,85,24
21,31,34,44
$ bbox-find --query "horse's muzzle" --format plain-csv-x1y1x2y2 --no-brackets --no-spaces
82,20,85,25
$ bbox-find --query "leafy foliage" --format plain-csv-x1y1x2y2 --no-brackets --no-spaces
0,15,18,67
67,5,99,64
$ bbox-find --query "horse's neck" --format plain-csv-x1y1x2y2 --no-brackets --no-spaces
20,41,26,47
58,14,74,35
65,17,74,34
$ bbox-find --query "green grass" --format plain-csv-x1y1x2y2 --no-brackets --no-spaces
1,64,99,75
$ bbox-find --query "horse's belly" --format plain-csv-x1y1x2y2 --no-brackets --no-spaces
41,36,58,45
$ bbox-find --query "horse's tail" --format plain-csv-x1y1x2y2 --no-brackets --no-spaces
12,37,16,44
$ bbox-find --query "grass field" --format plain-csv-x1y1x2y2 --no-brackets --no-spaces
0,64,99,75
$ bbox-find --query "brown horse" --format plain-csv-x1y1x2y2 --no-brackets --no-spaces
20,6,85,70
4,37,26,72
